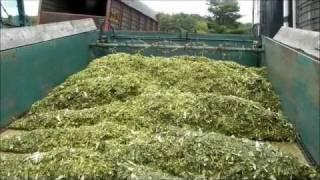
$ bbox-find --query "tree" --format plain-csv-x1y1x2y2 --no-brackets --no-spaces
157,4,250,35
158,13,176,32
195,21,209,34
157,13,208,33
208,0,241,27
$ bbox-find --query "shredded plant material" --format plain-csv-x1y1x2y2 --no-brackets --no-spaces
1,53,319,179
10,90,294,141
1,127,319,179
28,53,280,113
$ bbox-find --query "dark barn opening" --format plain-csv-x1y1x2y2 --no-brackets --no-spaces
42,0,107,16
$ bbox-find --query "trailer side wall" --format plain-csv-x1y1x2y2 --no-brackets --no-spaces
0,20,98,128
263,37,320,165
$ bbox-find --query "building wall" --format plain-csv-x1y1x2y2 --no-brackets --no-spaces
296,0,320,32
259,0,319,37
39,0,158,31
109,0,157,31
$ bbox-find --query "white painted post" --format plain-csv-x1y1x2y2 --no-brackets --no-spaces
292,0,297,28
255,0,261,35
283,0,289,27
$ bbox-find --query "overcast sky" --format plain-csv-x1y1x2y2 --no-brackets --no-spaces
1,0,253,23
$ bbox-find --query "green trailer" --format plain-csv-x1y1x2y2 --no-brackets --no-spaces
0,19,319,168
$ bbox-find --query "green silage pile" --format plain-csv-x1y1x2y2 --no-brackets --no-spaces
1,53,319,179
1,126,318,179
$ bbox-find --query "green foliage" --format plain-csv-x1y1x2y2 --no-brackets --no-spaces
157,1,251,35
158,13,208,33
208,22,252,34
208,21,227,33
195,21,209,34
206,0,251,34
208,0,241,26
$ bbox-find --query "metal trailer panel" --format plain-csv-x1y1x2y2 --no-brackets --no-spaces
0,21,98,128
262,37,320,165
296,0,320,31
101,31,259,41
0,19,97,51
92,31,261,67
39,11,105,28
274,27,320,59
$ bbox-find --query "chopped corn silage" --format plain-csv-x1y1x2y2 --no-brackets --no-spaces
10,90,294,141
28,53,280,113
2,53,319,179
1,127,319,179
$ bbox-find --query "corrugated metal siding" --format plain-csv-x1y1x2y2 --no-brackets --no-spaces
113,0,158,31
296,0,320,32
120,0,157,21
111,0,157,31
110,0,122,29
153,21,157,31
139,15,144,31
121,4,131,30
131,10,139,31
